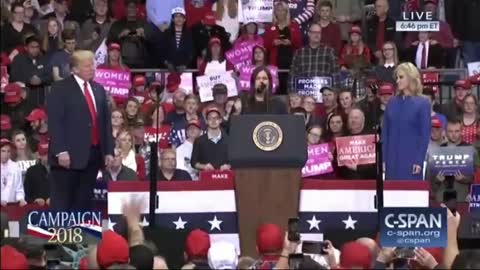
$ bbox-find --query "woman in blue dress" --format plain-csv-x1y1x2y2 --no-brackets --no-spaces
382,62,431,180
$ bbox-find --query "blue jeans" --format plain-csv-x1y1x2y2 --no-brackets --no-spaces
463,41,480,64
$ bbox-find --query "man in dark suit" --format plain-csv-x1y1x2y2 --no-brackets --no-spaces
406,31,444,69
47,50,114,210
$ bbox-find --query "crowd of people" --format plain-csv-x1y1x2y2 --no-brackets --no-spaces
1,0,480,269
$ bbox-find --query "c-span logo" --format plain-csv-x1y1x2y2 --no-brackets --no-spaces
252,121,283,151
25,211,102,244
380,207,447,248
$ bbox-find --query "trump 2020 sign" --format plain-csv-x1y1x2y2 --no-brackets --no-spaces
379,208,447,248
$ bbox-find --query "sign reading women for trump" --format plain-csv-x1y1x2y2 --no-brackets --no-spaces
239,65,278,92
336,135,376,167
428,146,474,176
302,144,333,177
225,40,262,71
239,0,274,23
94,69,131,99
197,71,238,102
294,77,332,103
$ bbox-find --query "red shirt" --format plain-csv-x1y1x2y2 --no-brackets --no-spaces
376,20,386,51
144,125,172,149
185,0,213,28
264,22,303,66
462,121,477,144
320,22,342,56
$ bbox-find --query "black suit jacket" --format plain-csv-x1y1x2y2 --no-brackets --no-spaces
364,16,399,52
46,75,114,169
406,43,444,68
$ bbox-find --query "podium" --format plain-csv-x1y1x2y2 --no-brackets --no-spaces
228,115,307,256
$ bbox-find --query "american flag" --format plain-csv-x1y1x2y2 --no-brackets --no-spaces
107,179,430,247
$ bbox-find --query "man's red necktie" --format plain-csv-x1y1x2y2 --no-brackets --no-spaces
83,81,99,146
421,42,427,69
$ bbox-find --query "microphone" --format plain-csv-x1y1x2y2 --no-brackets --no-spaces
256,82,266,94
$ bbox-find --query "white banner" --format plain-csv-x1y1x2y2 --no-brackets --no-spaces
239,0,273,23
94,39,107,67
197,71,239,103
467,61,480,77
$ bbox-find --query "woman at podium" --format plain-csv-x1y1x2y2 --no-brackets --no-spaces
241,66,287,115
382,62,431,180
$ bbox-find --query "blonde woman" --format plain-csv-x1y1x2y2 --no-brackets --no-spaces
116,130,146,180
212,0,239,43
382,62,431,180
374,41,399,84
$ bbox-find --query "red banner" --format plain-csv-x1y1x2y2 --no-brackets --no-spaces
1,66,8,93
336,135,376,167
421,71,439,93
199,170,235,181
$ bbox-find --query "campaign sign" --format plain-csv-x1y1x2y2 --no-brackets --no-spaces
428,146,474,176
380,207,447,247
396,11,439,32
469,184,480,213
239,65,278,92
335,135,376,167
421,71,439,93
197,71,239,102
225,40,262,71
144,126,172,149
294,77,332,103
0,66,8,93
302,144,333,177
94,69,131,99
93,177,107,201
200,170,235,181
240,0,274,23
467,62,480,83
23,211,102,245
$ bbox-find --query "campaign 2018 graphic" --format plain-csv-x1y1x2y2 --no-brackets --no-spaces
380,207,447,248
23,211,103,245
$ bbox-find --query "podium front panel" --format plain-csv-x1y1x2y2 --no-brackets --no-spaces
228,115,307,168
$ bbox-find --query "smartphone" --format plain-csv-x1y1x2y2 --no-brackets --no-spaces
288,254,304,269
443,189,457,215
395,247,415,259
302,241,327,255
288,218,300,242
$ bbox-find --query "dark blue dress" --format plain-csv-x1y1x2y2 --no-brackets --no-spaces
382,95,431,180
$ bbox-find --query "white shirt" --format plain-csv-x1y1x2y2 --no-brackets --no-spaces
74,74,97,111
212,2,239,43
1,160,25,203
204,60,227,75
176,140,198,180
384,62,395,68
415,41,429,69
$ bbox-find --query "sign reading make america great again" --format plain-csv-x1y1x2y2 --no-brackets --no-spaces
335,135,376,167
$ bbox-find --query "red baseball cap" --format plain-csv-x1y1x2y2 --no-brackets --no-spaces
206,107,222,118
1,246,29,270
185,229,211,260
424,0,438,5
3,83,22,104
349,25,362,35
203,11,216,26
96,231,130,269
340,241,372,269
166,73,181,93
454,79,472,90
0,138,12,148
431,117,442,128
256,223,283,254
37,141,49,156
187,119,202,130
0,114,11,131
26,108,47,122
108,42,121,51
379,83,395,95
133,75,146,87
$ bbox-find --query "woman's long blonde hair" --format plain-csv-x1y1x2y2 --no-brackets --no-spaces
215,0,238,20
394,62,423,96
272,1,291,26
41,17,63,52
